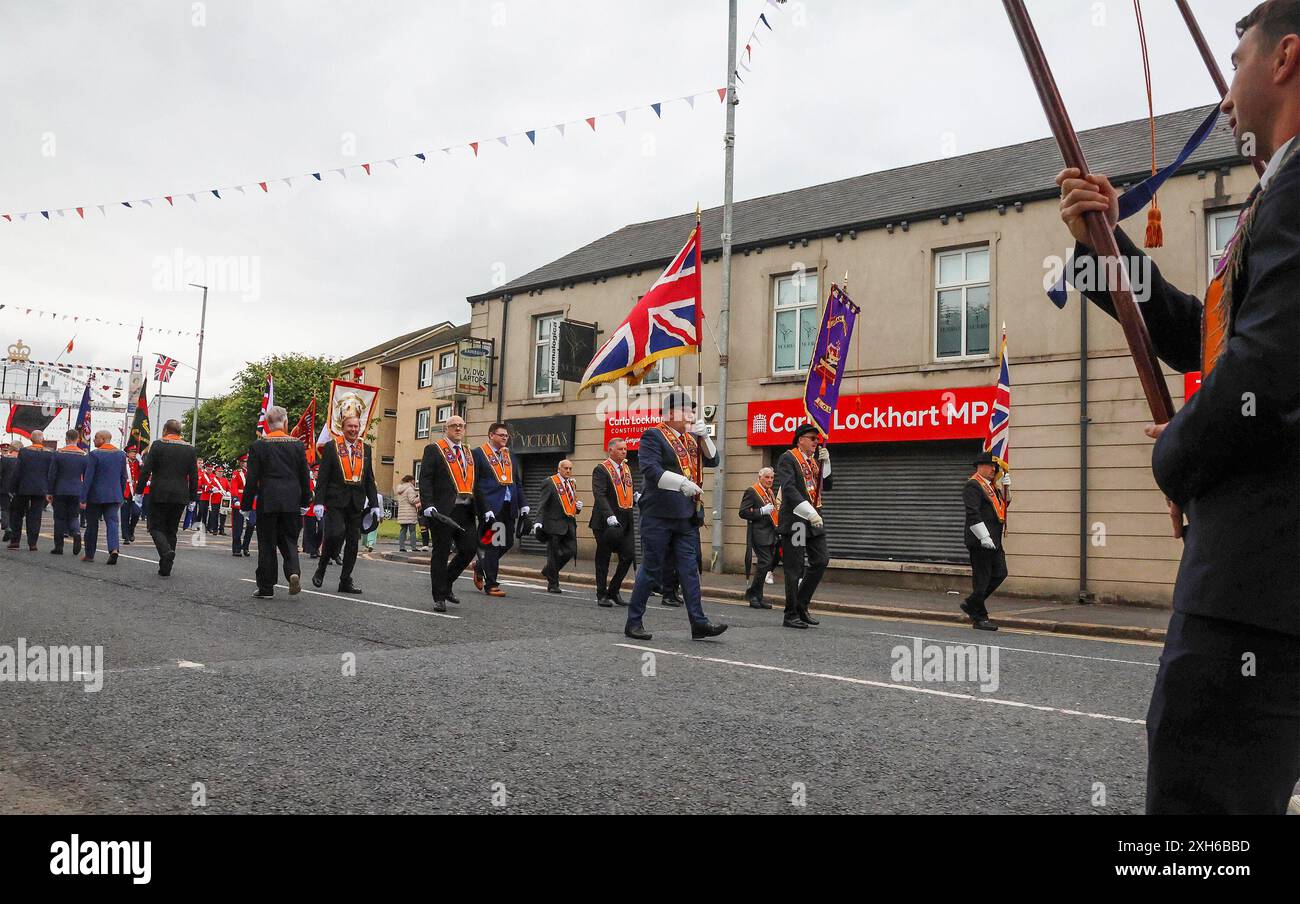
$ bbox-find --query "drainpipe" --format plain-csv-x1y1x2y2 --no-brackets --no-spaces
495,294,512,423
1079,290,1091,603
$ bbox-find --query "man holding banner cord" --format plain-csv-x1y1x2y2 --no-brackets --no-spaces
776,424,832,629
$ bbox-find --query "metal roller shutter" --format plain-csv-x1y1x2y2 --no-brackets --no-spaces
517,453,563,555
818,440,982,565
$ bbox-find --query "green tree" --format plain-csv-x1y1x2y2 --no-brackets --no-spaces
180,396,227,463
217,354,337,461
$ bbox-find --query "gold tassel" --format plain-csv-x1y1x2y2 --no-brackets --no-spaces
1145,204,1163,248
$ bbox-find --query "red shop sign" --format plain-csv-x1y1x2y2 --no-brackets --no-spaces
746,386,997,446
604,409,661,451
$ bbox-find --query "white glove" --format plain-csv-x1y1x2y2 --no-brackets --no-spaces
809,512,824,529
521,506,530,516
313,504,324,518
484,510,495,522
606,515,619,527
299,507,309,515
370,506,382,523
793,500,819,522
970,521,996,549
759,503,775,515
575,500,583,511
423,506,436,517
133,494,143,506
532,522,543,537
633,492,641,504
689,419,708,436
187,502,196,512
1001,473,1012,487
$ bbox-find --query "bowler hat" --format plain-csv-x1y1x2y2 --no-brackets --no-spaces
794,423,820,441
661,390,696,416
973,450,997,467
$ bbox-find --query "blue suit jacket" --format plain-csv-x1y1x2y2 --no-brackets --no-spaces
471,444,526,515
48,448,88,497
82,447,128,505
13,446,55,496
636,425,717,521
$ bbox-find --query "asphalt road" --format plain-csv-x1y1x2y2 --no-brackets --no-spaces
0,529,1162,814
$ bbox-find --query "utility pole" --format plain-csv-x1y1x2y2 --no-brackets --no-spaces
188,283,209,446
710,0,737,574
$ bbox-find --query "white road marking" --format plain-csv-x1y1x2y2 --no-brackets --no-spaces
614,644,1146,727
239,579,459,619
861,631,1160,668
176,660,205,669
116,552,158,565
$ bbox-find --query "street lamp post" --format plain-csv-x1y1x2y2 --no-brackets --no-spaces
188,284,208,446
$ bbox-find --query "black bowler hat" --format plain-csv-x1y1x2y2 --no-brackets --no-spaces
973,450,997,467
793,423,820,442
662,390,696,416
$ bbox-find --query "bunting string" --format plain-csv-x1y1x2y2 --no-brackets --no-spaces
734,0,788,83
0,304,201,338
1,358,136,375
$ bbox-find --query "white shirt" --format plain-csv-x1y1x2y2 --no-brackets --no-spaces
1260,135,1296,189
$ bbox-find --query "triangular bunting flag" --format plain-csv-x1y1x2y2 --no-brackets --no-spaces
75,207,84,219
617,110,627,124
760,12,771,28
556,123,566,137
526,130,536,145
415,152,426,161
333,168,346,179
684,95,696,109
259,182,268,192
717,88,727,102
740,59,752,72
652,103,662,118
41,211,49,219
141,198,153,206
3,214,11,222
362,163,371,175
283,177,293,187
211,189,220,199
497,136,508,147
98,205,106,215
165,196,173,205
745,43,752,60
586,117,597,131
122,202,132,208
470,142,479,157
387,159,398,168
312,173,322,181
186,194,196,203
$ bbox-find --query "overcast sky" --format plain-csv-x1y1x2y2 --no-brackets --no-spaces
0,0,1247,433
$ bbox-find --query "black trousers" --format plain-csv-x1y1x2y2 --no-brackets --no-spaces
120,499,140,541
745,539,777,603
429,505,477,600
782,529,828,618
1145,611,1300,814
148,501,186,562
8,495,46,547
206,502,221,534
965,544,1008,618
52,495,82,549
543,528,577,586
195,499,209,530
319,507,363,584
0,492,9,536
594,516,635,598
255,511,302,592
302,515,321,556
475,503,516,589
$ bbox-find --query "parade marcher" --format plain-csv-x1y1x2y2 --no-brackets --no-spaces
1055,0,1300,815
120,445,143,544
301,463,321,558
739,466,779,610
48,429,87,556
623,391,726,642
961,451,1007,632
537,459,581,594
194,460,211,531
394,475,421,553
137,420,199,577
591,438,636,607
419,415,479,612
776,423,833,630
230,455,251,557
7,430,54,551
0,440,17,544
471,422,528,597
243,406,311,598
80,430,128,565
205,465,226,535
312,413,378,594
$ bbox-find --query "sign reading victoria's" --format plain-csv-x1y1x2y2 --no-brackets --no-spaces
508,415,575,455
747,387,997,446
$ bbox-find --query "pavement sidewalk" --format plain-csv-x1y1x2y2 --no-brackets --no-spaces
372,539,1170,643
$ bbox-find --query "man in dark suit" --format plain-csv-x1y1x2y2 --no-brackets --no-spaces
138,419,199,577
739,466,779,610
420,415,479,612
0,440,16,543
471,421,528,597
591,438,637,607
311,412,379,594
1056,0,1300,814
623,391,726,641
7,430,54,551
537,459,581,594
776,423,833,630
243,406,311,598
48,429,88,556
961,451,1006,632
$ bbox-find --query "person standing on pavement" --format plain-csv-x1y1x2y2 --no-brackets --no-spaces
48,429,88,557
7,430,54,552
137,420,199,577
471,422,528,598
776,423,833,630
739,466,779,610
243,406,311,599
419,415,480,612
80,430,128,565
537,459,581,594
961,451,1007,633
591,439,636,608
394,475,421,553
312,413,378,594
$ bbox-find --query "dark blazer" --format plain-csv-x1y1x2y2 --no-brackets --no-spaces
962,478,1006,550
589,460,635,533
138,437,199,505
1069,152,1300,637
81,447,128,505
0,453,16,495
48,448,88,497
243,434,311,514
739,484,779,548
13,446,54,497
636,425,718,521
418,441,479,516
472,444,526,515
776,448,833,537
538,476,578,538
313,439,378,514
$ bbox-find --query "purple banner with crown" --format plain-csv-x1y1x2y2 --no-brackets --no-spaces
803,285,860,439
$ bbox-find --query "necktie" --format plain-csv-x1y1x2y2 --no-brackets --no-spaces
454,446,463,470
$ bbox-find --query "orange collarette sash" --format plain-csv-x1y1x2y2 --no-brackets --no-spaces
551,474,578,517
335,437,365,483
480,443,513,484
655,423,700,484
603,459,634,509
752,482,778,526
971,473,1007,523
791,448,821,508
437,439,475,494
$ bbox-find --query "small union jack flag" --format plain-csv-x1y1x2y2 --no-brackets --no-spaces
154,354,179,383
983,325,1011,472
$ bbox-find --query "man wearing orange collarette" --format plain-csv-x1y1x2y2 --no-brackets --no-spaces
537,459,582,594
419,415,481,612
311,412,378,595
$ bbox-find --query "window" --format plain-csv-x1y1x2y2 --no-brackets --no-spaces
436,404,453,423
772,271,820,374
415,408,431,439
439,351,456,371
380,456,395,466
934,247,991,360
413,460,422,481
533,313,562,396
418,358,434,389
642,355,678,386
383,409,398,419
1208,209,1242,279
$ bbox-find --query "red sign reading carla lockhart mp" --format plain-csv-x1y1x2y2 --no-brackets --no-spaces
746,386,997,446
604,409,661,451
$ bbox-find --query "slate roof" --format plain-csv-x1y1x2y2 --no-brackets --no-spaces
468,104,1241,303
339,323,449,367
381,323,472,364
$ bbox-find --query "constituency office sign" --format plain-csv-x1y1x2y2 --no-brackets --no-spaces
747,387,997,446
603,409,661,451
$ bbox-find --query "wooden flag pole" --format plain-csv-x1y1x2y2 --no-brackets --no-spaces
1003,0,1174,426
1174,0,1266,176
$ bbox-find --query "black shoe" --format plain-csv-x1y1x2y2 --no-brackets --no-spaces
288,575,302,595
251,589,275,598
311,567,325,589
332,555,343,566
624,624,652,641
50,548,64,555
691,621,729,640
747,597,765,609
72,535,82,556
433,599,448,613
973,619,999,632
798,608,820,626
661,594,682,608
546,585,562,594
783,617,809,629
107,551,118,565
338,583,362,594
611,593,628,607
597,596,613,608
446,591,461,605
960,601,979,622
309,553,319,559
232,552,242,557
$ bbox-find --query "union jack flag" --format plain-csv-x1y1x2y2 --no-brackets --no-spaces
256,373,274,435
154,354,178,383
983,325,1011,472
579,220,701,393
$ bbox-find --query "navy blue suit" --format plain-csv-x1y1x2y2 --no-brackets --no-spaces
625,425,718,629
48,447,88,551
471,443,526,591
81,446,128,559
7,445,54,549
